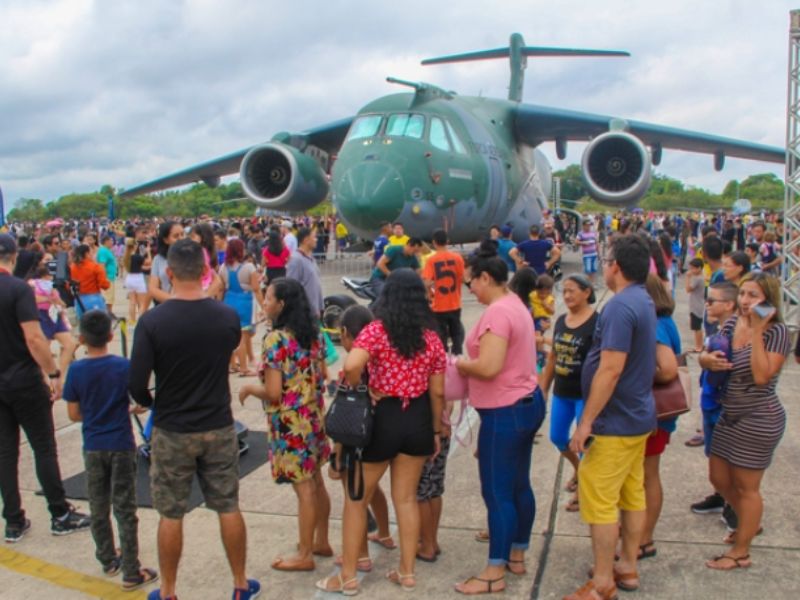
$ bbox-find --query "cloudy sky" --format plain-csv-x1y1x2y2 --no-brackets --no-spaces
0,0,795,212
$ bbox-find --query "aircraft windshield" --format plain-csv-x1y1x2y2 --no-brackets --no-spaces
386,114,425,139
346,115,383,141
430,117,468,155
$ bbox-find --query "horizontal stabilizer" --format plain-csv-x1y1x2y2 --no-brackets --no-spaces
421,34,629,102
421,46,629,65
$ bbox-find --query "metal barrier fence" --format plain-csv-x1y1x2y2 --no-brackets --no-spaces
317,252,374,277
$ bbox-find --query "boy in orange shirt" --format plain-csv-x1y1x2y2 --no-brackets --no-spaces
422,229,465,355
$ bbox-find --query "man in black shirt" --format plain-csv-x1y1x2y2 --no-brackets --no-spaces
129,239,260,600
0,234,91,543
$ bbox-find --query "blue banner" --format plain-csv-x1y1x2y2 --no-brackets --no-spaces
0,185,5,227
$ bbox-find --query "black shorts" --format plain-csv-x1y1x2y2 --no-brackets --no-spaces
361,393,434,463
690,313,703,331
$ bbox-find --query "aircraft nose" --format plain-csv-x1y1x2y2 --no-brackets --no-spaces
334,162,405,232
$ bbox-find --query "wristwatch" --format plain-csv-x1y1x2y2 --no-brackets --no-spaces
48,369,61,379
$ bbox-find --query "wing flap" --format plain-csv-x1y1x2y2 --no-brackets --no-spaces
514,104,784,164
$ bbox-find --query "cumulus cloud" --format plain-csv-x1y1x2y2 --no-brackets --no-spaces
0,0,794,206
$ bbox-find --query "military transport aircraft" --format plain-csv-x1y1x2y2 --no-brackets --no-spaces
121,33,785,243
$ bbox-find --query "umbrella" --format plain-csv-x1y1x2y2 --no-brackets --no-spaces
46,218,63,227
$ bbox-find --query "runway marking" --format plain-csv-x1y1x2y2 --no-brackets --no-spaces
0,547,147,599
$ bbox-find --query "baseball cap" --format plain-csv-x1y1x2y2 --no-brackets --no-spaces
500,225,513,237
0,233,17,256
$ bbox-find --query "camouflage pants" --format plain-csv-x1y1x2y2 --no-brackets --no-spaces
84,450,141,578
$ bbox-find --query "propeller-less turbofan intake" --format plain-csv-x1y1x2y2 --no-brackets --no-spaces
239,142,329,211
581,131,652,206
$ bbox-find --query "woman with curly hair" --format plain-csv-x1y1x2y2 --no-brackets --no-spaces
239,277,332,572
316,268,446,596
454,241,544,595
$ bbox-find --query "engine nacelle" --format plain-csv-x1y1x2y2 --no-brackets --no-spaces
240,142,328,211
581,132,652,206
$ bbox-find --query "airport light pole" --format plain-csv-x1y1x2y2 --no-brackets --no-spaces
783,9,800,326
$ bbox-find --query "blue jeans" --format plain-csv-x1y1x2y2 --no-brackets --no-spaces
477,388,546,566
549,394,585,452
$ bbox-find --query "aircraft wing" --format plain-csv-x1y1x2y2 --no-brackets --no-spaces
120,117,354,197
514,104,784,164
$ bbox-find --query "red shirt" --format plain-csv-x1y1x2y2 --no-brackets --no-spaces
263,246,291,268
354,320,446,404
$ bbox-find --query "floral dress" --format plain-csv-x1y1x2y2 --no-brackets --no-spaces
261,329,330,484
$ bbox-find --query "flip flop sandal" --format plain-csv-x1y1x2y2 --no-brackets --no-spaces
271,556,315,571
723,526,763,544
587,566,638,590
121,567,159,591
506,559,527,576
454,575,506,595
474,530,490,543
315,573,360,596
565,580,618,600
705,554,752,570
367,534,397,549
386,569,416,592
102,552,122,577
637,542,657,560
334,555,373,572
415,552,437,563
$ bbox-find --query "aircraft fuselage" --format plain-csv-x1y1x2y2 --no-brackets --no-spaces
331,91,550,243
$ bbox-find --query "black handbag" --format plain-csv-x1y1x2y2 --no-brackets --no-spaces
325,383,374,449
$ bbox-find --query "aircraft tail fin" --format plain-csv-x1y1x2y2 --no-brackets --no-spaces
421,33,629,103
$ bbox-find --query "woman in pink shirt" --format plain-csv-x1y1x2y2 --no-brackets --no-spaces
454,241,544,595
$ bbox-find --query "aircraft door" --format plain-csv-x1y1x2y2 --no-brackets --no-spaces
484,155,505,225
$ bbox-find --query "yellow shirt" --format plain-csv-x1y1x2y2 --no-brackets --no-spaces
529,291,555,319
388,234,409,246
335,222,348,239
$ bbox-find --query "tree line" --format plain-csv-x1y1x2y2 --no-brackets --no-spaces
6,167,785,222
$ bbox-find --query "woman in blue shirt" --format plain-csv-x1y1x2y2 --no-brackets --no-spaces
640,274,682,563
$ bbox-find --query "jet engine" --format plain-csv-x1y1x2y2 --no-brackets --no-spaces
240,142,328,211
581,132,652,206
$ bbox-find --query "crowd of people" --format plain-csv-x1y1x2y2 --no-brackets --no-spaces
0,206,798,600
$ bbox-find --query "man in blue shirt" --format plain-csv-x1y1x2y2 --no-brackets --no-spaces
371,221,391,265
495,225,517,273
510,224,560,276
566,234,656,600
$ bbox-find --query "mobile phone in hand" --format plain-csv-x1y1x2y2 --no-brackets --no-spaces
752,302,775,319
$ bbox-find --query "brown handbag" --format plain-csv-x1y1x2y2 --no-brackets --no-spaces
653,353,692,420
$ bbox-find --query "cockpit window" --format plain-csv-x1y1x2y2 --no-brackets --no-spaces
446,121,468,155
386,114,425,139
429,117,452,152
346,115,383,141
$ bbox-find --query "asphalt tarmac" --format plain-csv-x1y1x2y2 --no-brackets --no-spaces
1,249,798,599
